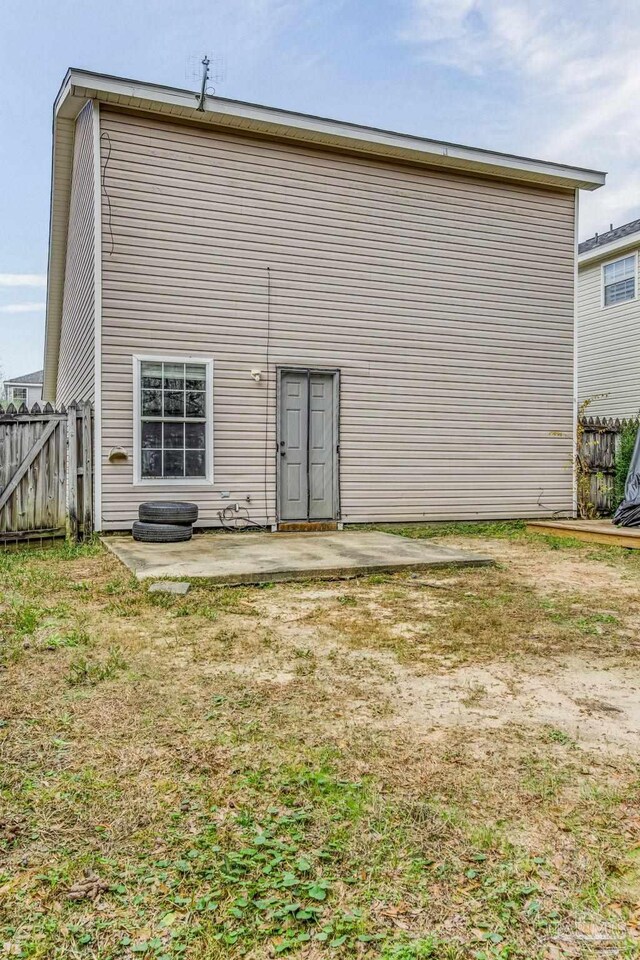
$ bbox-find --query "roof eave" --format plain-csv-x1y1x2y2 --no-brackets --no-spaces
4,381,43,387
579,233,640,266
62,69,606,190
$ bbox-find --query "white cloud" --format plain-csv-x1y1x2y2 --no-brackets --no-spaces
0,302,46,313
401,0,640,237
0,273,46,287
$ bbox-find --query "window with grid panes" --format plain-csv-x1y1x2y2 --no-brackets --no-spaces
139,360,208,479
603,255,636,306
10,387,27,404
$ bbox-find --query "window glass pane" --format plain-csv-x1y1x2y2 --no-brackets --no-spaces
139,359,210,481
142,449,162,478
604,256,635,284
142,389,162,416
141,422,162,449
185,422,206,449
164,450,184,478
164,391,184,417
186,391,206,418
186,449,206,477
186,363,207,390
164,363,185,390
605,277,635,306
164,422,184,448
141,361,162,389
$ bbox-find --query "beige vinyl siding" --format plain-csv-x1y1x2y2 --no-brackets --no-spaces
56,100,95,405
99,110,575,529
578,249,640,419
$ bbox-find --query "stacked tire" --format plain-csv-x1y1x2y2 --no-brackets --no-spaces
132,502,199,543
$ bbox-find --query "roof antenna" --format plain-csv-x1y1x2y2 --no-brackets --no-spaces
186,54,225,110
196,55,210,111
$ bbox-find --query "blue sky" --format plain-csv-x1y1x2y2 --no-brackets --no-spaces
1,0,638,381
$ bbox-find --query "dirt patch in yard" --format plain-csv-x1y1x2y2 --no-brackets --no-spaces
383,655,640,752
438,532,640,596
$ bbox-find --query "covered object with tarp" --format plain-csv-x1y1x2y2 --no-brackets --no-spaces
613,428,640,526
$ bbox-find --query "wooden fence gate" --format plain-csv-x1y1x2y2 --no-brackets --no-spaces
0,401,93,545
578,415,638,517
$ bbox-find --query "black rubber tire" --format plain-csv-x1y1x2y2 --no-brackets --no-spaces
138,501,199,525
132,520,193,543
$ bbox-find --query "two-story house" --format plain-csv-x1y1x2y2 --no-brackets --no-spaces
42,69,605,531
578,218,640,419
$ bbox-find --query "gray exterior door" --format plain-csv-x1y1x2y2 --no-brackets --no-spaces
279,370,338,520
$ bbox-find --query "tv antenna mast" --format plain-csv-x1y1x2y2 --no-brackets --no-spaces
196,55,210,111
186,54,225,111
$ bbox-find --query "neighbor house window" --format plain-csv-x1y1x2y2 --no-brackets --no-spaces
603,255,636,306
10,387,27,404
135,357,213,483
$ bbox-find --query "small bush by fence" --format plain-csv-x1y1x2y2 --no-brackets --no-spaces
0,400,93,545
578,416,639,518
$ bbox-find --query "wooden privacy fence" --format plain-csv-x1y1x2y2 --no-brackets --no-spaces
578,415,638,517
0,401,93,545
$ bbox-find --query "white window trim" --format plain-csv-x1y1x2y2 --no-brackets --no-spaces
10,387,28,403
132,354,214,487
601,251,638,309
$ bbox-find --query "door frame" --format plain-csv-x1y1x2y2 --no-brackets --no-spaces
275,367,341,522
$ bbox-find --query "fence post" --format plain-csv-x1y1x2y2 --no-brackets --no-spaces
66,402,79,543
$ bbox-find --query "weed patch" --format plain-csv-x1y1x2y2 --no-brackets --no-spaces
66,646,128,685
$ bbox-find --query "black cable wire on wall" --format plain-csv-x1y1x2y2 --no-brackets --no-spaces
263,266,272,525
100,131,114,257
217,265,272,533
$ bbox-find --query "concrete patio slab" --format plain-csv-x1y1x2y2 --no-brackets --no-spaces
102,531,492,585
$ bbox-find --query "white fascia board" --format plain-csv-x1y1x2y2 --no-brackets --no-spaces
579,233,640,266
62,69,606,191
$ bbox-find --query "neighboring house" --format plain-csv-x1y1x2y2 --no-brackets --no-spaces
43,69,605,531
3,370,43,407
578,219,640,419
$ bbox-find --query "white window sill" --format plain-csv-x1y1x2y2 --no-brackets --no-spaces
133,478,214,487
602,297,637,309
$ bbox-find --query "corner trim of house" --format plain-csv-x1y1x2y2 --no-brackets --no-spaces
92,100,103,532
572,187,579,520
